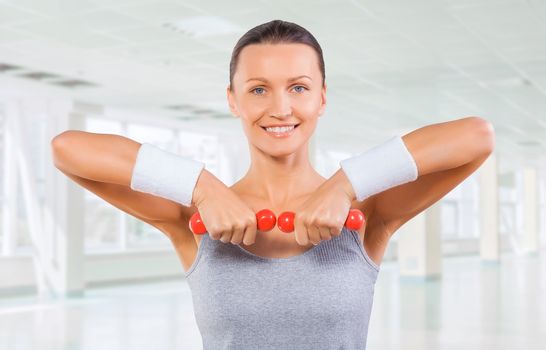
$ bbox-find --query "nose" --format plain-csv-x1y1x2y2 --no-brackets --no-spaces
270,91,292,118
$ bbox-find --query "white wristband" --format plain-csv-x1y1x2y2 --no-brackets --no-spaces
130,143,205,207
340,136,418,202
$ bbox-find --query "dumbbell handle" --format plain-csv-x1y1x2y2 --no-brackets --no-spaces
189,208,365,235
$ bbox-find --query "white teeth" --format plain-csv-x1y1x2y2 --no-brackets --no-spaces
265,125,295,133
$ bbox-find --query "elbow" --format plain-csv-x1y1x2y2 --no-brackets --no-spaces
51,130,75,169
479,119,496,155
466,116,496,155
51,130,76,147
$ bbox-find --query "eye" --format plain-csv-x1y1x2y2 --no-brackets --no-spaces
293,85,308,93
250,87,266,95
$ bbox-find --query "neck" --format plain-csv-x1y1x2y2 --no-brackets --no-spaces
241,144,325,208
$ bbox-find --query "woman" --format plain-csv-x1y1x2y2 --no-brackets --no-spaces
51,20,495,350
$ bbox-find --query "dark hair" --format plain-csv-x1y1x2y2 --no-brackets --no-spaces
229,19,325,92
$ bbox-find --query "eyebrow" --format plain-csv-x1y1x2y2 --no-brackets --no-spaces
245,75,312,83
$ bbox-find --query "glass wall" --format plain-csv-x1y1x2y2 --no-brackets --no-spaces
0,106,49,256
440,174,480,240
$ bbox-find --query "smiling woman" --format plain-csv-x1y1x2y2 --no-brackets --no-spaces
180,20,384,350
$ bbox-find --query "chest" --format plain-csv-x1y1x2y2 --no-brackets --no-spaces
187,237,378,339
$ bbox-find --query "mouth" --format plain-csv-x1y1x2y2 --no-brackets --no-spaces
260,124,300,138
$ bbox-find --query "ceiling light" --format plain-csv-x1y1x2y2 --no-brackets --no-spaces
210,113,231,119
488,77,532,88
18,72,61,80
0,63,23,72
164,104,195,110
50,79,98,88
192,108,214,115
517,140,542,147
162,16,241,38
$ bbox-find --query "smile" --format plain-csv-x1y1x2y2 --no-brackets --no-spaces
260,124,299,138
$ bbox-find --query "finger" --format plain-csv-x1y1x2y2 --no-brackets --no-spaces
207,224,222,240
330,225,343,238
307,224,321,245
294,215,308,246
318,224,332,241
243,223,257,246
219,230,232,244
231,224,245,245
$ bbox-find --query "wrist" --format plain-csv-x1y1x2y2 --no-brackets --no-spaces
192,168,213,207
332,168,357,201
339,136,418,202
130,143,205,207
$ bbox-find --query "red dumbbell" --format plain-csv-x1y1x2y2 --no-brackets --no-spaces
189,208,277,235
277,208,365,233
256,208,276,231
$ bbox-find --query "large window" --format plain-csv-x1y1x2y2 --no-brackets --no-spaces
0,106,48,256
441,200,458,238
178,130,219,176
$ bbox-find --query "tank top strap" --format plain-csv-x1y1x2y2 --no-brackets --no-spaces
184,233,211,278
308,227,380,273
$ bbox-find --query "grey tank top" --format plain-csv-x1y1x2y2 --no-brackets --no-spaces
184,226,380,350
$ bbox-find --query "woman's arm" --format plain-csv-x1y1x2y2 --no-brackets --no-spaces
50,130,195,225
369,116,495,235
52,130,142,185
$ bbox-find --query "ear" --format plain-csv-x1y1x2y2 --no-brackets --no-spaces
226,85,240,118
318,83,327,117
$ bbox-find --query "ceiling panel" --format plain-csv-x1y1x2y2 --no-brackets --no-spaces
12,18,126,48
1,0,101,16
110,1,203,25
0,2,46,24
71,9,148,31
104,25,190,44
0,27,36,44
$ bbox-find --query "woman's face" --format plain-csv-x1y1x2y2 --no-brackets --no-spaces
227,43,327,158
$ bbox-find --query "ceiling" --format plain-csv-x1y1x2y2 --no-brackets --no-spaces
0,0,545,172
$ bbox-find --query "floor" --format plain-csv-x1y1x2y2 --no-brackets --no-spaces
0,251,544,350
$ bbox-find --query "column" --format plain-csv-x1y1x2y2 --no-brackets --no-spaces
2,105,16,256
479,152,500,263
47,99,86,297
522,167,539,255
397,201,442,281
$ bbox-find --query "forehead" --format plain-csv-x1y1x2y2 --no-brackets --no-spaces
235,43,319,81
